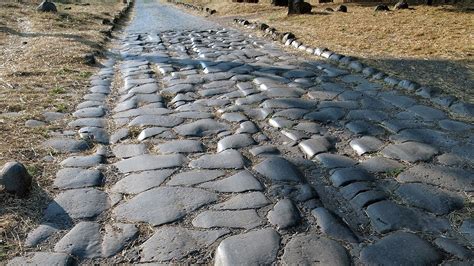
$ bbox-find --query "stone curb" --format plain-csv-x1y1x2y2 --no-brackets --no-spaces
232,17,473,118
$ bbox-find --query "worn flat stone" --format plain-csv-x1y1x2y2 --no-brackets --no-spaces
351,190,386,209
397,164,473,192
350,136,384,155
167,170,225,186
140,227,229,262
60,154,104,168
315,153,357,169
281,129,309,141
189,149,245,169
212,192,270,210
156,140,204,154
8,252,75,266
345,120,385,135
282,234,350,266
112,144,147,158
460,219,474,245
395,183,464,215
54,168,104,189
360,232,441,265
304,108,346,123
137,127,168,141
174,119,229,136
408,105,447,121
381,141,438,162
199,170,262,192
366,200,449,234
267,199,301,229
111,170,175,195
193,210,264,229
311,208,357,242
359,157,405,173
24,224,59,247
434,237,473,260
330,167,375,187
102,223,138,258
214,228,280,265
217,134,255,152
44,188,109,221
261,98,318,109
42,139,90,153
78,127,109,144
391,128,458,147
73,107,105,118
114,154,186,173
129,115,183,127
298,137,333,158
113,187,217,226
54,222,101,258
254,156,303,182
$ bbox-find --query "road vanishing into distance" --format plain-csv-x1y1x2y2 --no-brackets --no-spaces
9,0,473,265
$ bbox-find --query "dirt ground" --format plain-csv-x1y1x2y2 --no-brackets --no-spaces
179,0,474,103
0,0,126,260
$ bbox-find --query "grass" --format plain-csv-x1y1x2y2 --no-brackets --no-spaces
0,0,126,260
177,0,474,103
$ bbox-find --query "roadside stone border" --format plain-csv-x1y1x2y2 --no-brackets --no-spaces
167,0,217,15
232,18,474,118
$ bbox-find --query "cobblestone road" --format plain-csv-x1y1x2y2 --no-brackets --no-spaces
9,1,473,265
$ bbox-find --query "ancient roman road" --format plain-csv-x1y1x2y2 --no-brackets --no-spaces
9,0,473,265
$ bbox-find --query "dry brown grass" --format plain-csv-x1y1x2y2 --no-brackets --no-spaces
179,0,474,102
0,0,125,260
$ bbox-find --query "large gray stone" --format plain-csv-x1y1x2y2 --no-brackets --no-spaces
112,144,147,158
217,134,255,152
60,155,104,168
0,161,32,197
267,199,300,229
214,228,280,265
189,149,245,169
111,170,175,194
156,140,204,154
315,153,357,169
44,188,109,221
8,252,74,266
311,207,358,243
199,170,262,192
212,192,270,210
167,170,225,186
54,168,103,189
381,142,438,162
349,136,384,155
193,210,264,229
298,137,333,158
113,187,217,226
42,139,90,153
174,119,229,136
102,223,138,258
114,154,186,173
395,183,464,215
253,156,303,182
360,232,441,265
282,234,350,266
54,222,101,258
24,224,59,247
330,167,374,187
129,115,183,127
140,227,229,262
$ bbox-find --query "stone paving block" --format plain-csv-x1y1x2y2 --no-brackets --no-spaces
359,157,405,173
113,187,217,226
214,228,280,265
111,169,175,195
217,134,255,152
381,141,438,163
102,223,138,258
303,108,346,123
340,182,372,200
54,222,102,258
273,108,308,120
350,190,386,209
193,209,264,229
129,115,183,127
397,164,473,192
140,227,229,262
156,140,204,154
212,192,270,210
174,119,229,136
282,234,350,266
114,154,186,173
199,170,262,192
167,170,225,186
254,156,303,182
434,237,474,260
44,188,109,222
360,232,441,265
189,149,245,169
298,136,333,158
60,155,104,168
8,252,75,266
112,144,147,158
349,136,384,155
54,168,104,189
249,145,280,156
24,224,59,247
267,199,301,229
460,219,474,245
315,153,357,169
311,207,358,243
42,139,90,153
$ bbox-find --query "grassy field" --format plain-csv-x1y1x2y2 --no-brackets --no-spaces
0,0,125,260
178,0,473,102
